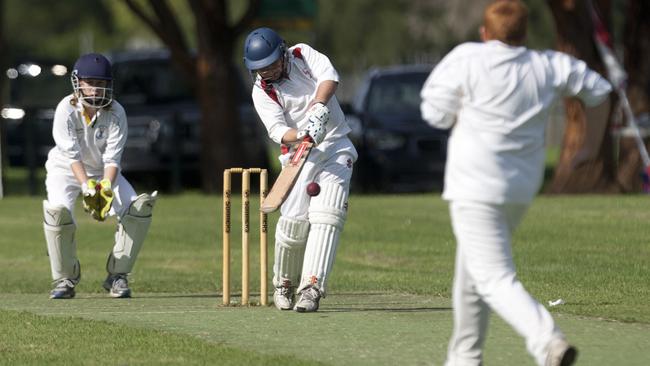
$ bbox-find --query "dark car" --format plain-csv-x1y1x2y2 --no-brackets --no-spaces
2,59,70,167
109,50,268,184
346,65,449,192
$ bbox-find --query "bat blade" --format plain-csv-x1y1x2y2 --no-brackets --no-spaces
260,139,313,213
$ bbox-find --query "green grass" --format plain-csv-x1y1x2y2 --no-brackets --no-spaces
0,310,313,366
0,192,649,365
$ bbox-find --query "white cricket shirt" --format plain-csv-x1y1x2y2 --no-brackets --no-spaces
251,43,355,160
421,41,612,203
46,94,128,176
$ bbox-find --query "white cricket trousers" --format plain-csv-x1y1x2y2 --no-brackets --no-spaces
444,201,562,366
45,172,136,218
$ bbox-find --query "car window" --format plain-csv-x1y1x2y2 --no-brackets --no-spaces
366,72,429,116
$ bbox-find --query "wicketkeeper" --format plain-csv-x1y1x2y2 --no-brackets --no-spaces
243,27,357,312
43,53,157,299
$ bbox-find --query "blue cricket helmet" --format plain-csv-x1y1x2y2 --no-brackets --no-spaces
243,27,286,71
71,53,113,108
72,53,112,80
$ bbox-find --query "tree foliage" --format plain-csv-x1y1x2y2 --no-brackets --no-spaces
4,0,115,64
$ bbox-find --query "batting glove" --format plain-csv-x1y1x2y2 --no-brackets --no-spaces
306,102,330,126
278,153,291,167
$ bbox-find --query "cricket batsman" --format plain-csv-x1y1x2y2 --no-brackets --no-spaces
243,27,357,312
43,53,157,299
420,1,612,365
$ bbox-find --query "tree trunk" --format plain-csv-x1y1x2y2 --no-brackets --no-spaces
546,0,621,193
195,45,246,192
618,0,650,191
191,0,267,192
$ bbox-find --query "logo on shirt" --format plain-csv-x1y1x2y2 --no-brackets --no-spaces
95,125,107,140
302,67,314,80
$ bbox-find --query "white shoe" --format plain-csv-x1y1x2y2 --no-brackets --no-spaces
294,286,321,313
273,285,295,310
545,338,578,366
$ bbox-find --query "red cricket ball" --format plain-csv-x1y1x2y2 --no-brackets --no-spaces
306,182,321,197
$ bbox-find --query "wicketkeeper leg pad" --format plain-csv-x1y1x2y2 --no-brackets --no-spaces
43,200,80,282
273,216,310,288
299,183,348,296
106,191,158,275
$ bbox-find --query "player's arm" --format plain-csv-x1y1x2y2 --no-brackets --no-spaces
310,80,338,108
551,51,613,167
102,166,118,185
281,129,300,144
97,110,127,220
420,49,464,129
71,161,90,186
298,44,339,109
102,107,128,181
552,51,612,105
52,105,86,183
72,160,102,219
252,87,290,145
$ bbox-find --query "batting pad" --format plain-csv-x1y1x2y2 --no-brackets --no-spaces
107,191,158,274
43,200,80,282
299,183,348,296
273,216,310,288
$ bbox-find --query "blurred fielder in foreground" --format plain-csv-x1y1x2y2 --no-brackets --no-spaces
420,1,611,365
43,53,157,299
243,27,357,312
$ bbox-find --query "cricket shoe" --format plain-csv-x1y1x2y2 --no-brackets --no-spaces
545,338,578,366
294,286,321,313
273,283,295,310
103,274,132,298
50,279,76,299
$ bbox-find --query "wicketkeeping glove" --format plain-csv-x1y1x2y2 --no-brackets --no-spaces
82,179,100,218
97,179,114,221
82,178,114,221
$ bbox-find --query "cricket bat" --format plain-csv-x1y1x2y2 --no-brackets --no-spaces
260,138,314,213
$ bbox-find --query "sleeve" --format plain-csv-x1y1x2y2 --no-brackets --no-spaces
252,87,290,144
549,51,612,106
52,101,82,163
295,43,339,86
102,108,128,168
419,48,464,129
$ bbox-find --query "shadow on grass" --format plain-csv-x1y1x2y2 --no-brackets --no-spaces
320,306,451,313
136,293,219,299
